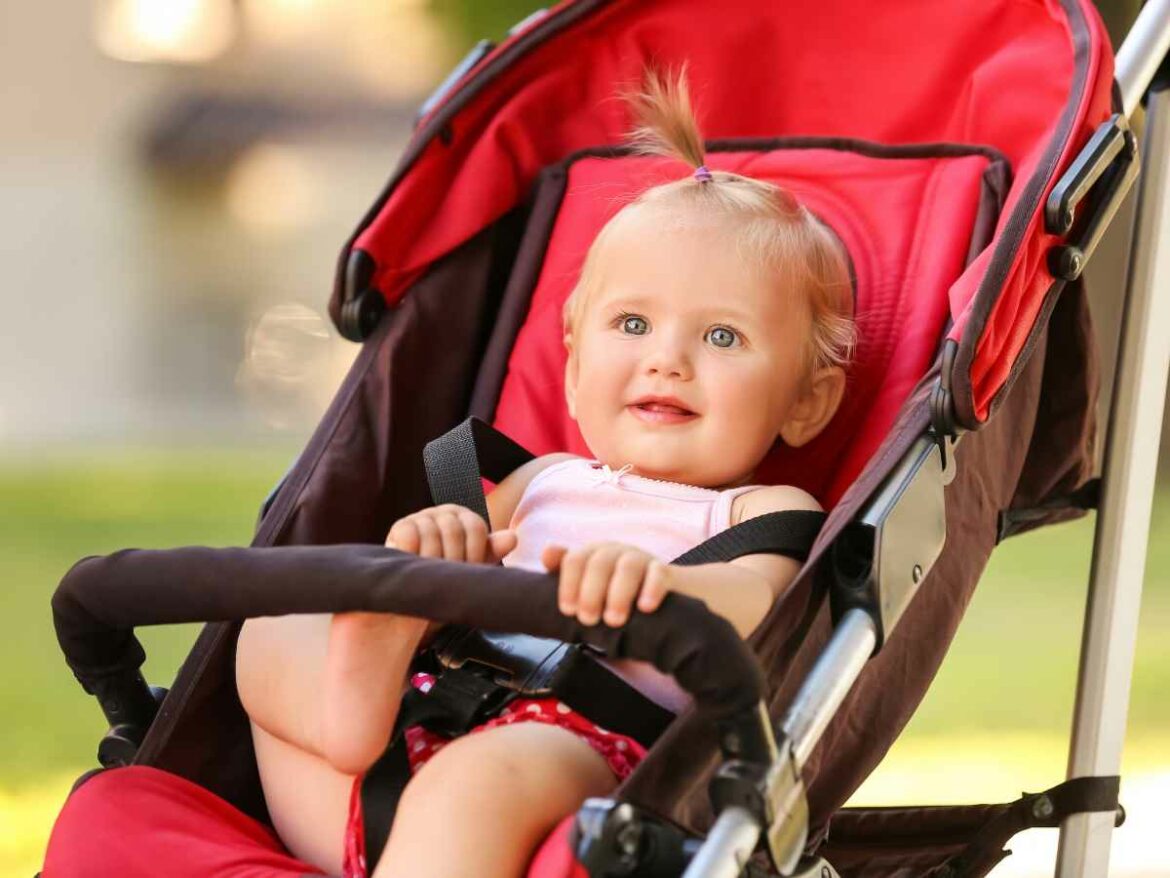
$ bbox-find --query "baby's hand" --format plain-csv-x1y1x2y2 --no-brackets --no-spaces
386,504,517,563
542,542,672,627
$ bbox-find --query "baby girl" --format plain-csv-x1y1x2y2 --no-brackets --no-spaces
235,69,854,878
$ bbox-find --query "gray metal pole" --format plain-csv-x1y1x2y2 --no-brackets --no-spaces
680,807,761,878
1114,0,1170,117
782,609,877,767
1055,82,1170,878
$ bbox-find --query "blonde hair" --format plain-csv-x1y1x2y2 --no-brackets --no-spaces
564,67,856,377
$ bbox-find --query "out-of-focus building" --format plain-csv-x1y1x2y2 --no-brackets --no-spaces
0,0,484,445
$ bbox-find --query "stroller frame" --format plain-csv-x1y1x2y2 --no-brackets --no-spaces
1056,6,1170,874
706,5,1170,876
635,3,1170,872
45,3,1170,877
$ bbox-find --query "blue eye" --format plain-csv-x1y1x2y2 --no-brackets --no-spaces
706,326,740,348
619,315,649,335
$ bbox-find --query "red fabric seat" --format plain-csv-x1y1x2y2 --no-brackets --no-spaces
42,767,325,878
42,767,586,878
494,145,1004,505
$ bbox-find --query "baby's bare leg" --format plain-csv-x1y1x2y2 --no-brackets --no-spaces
236,612,426,772
374,723,617,878
238,611,429,873
252,721,353,875
320,612,430,774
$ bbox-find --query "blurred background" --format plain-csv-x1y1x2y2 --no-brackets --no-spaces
0,1,1164,876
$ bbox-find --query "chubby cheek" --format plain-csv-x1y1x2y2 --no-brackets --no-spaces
706,365,789,452
569,353,631,445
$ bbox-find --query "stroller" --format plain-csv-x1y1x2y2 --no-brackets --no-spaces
42,1,1170,876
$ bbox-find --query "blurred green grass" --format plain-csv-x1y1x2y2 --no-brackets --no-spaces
0,447,297,789
2,448,1167,872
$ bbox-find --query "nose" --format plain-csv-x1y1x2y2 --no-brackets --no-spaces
643,332,692,380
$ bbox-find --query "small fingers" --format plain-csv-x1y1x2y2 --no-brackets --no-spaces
488,528,517,562
542,543,568,572
637,561,672,613
433,509,466,561
575,546,620,626
456,509,489,563
387,519,420,554
603,551,649,627
413,514,443,558
555,546,585,615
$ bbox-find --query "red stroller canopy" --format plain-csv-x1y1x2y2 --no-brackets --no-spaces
337,0,1113,427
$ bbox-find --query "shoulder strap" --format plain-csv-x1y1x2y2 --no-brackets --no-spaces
671,510,827,566
423,417,536,523
424,418,826,563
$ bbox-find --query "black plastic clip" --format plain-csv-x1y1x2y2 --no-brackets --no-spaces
338,249,385,342
929,340,960,485
1045,114,1139,281
572,798,697,877
408,664,515,738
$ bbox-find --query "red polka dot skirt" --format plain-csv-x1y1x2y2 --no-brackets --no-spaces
341,673,647,878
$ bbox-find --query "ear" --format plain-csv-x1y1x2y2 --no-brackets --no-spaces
563,333,578,420
778,366,846,448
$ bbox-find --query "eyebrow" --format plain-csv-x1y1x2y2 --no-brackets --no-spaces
594,291,760,322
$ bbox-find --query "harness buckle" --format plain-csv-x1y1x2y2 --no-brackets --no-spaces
410,664,516,737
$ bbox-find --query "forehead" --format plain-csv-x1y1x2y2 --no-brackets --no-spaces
590,207,796,320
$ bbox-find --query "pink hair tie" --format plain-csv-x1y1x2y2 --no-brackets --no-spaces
693,164,713,183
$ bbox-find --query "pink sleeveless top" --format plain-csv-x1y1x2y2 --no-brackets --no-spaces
502,458,763,572
500,458,763,714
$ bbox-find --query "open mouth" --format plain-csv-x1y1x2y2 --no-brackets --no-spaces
627,398,698,424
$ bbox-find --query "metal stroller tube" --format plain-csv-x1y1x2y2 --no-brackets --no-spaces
1114,0,1170,116
780,609,878,768
680,806,760,878
679,610,878,878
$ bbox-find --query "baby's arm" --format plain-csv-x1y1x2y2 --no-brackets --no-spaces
544,485,821,638
237,453,575,776
317,452,577,772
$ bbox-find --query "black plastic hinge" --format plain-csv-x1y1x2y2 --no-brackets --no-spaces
929,340,960,483
1045,114,1139,282
339,249,385,342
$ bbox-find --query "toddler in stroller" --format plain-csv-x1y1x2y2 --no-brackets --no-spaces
45,0,1154,874
236,68,854,878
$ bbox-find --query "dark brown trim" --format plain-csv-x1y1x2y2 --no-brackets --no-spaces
329,0,611,326
468,162,571,421
951,0,1097,428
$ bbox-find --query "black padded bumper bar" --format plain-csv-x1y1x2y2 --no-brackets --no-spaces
53,544,766,736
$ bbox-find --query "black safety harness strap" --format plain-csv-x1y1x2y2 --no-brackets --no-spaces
422,416,535,521
362,418,826,869
672,509,825,565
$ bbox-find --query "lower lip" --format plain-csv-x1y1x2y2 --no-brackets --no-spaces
627,404,698,425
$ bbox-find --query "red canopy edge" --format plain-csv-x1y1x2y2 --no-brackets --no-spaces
336,0,1114,429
